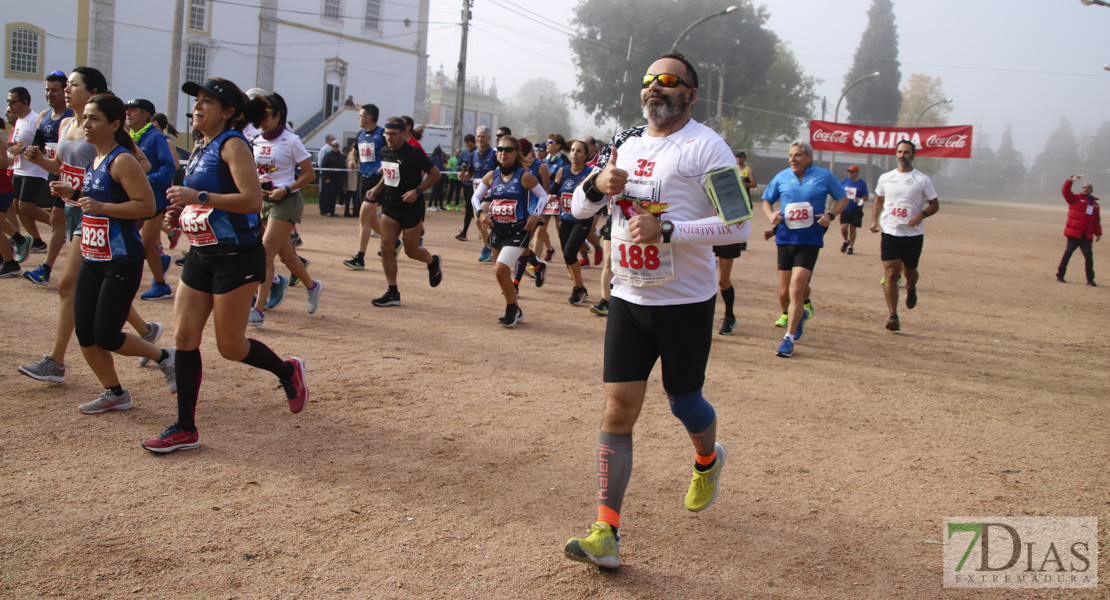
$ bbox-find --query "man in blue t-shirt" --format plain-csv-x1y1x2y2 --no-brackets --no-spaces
839,165,869,255
761,141,849,358
343,104,386,270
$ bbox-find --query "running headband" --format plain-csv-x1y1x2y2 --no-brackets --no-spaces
383,122,405,131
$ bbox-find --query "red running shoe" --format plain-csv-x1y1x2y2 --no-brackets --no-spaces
280,357,309,413
544,247,555,262
168,228,182,249
594,247,603,265
142,422,200,453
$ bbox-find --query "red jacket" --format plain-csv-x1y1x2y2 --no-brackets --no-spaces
1062,180,1101,240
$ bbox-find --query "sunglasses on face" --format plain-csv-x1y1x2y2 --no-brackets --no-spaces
641,73,690,89
496,146,516,153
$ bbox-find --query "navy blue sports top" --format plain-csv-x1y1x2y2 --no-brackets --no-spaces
181,129,261,250
80,145,144,262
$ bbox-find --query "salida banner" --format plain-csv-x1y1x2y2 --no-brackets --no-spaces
809,120,973,159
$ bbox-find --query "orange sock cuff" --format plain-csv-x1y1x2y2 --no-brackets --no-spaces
695,449,717,466
597,505,620,528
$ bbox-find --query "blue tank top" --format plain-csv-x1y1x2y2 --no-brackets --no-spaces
471,147,497,180
40,109,73,143
558,164,592,222
488,167,529,228
81,145,144,261
526,159,543,213
183,129,261,249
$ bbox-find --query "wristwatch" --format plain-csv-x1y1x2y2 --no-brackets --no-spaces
197,191,209,205
660,220,674,243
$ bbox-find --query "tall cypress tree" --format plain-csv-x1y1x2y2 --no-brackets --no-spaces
843,0,902,127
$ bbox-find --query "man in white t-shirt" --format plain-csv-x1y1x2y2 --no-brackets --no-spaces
870,140,939,332
563,52,750,570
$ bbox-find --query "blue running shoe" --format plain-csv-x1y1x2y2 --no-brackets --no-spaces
140,281,174,300
776,337,794,358
160,253,172,276
23,263,49,285
267,275,288,309
795,307,809,340
478,246,493,262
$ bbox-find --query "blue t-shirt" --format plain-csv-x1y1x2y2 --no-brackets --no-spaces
136,125,177,210
81,145,144,262
357,126,385,178
762,165,846,247
469,147,497,181
840,177,869,213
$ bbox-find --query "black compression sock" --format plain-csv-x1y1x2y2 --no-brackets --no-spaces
721,286,735,319
241,339,292,379
108,385,124,396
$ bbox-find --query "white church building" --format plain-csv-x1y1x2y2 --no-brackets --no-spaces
4,0,430,151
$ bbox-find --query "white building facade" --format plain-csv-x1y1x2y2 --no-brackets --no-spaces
4,0,429,150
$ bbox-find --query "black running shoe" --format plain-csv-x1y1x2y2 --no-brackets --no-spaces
498,304,523,327
428,254,443,287
371,289,401,307
906,288,917,309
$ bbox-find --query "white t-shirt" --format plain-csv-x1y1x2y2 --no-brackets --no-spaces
251,129,311,188
574,119,736,306
875,167,937,237
11,111,48,178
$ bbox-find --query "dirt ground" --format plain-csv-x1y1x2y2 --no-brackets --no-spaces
1,199,1107,599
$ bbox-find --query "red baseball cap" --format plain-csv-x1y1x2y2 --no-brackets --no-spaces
847,165,860,172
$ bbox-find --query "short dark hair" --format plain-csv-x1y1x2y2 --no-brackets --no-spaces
360,103,379,121
464,133,475,144
401,115,415,130
656,52,698,89
45,73,67,86
497,126,511,136
896,139,916,153
8,87,31,104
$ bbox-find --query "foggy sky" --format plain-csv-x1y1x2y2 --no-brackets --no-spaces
427,0,1110,166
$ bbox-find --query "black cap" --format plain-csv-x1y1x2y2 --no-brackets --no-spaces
125,98,156,114
735,151,746,158
182,79,241,110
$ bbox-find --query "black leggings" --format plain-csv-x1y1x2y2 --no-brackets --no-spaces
559,219,593,266
461,191,475,236
74,259,143,351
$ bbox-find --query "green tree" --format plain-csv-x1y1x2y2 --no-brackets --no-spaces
569,0,794,139
1081,121,1110,179
720,42,816,151
993,124,1026,192
896,74,951,128
1029,117,1081,191
843,0,902,126
504,78,573,140
896,73,951,175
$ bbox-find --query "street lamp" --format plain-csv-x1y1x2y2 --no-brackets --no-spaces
829,71,880,169
916,98,952,126
670,5,739,53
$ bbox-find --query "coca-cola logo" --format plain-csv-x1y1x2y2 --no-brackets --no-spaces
925,134,969,149
812,128,850,144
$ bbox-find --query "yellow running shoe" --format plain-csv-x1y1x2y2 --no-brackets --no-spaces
685,443,726,512
773,313,788,328
564,521,620,568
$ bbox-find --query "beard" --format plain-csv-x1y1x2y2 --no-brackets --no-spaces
641,92,687,124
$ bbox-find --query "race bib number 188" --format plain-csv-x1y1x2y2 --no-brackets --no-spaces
611,224,673,287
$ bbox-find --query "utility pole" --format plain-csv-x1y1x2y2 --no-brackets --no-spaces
166,0,185,135
451,0,471,154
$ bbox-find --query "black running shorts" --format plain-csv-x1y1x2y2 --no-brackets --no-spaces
777,244,820,272
603,296,715,396
880,233,924,269
181,242,266,295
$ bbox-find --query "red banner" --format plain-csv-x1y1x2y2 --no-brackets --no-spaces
809,120,973,159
